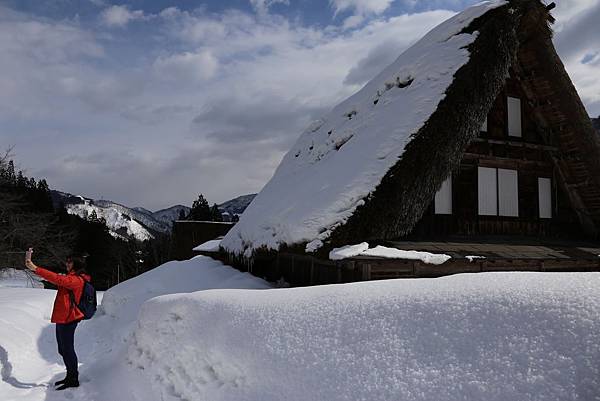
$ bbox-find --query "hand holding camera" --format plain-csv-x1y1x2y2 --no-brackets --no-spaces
25,248,36,271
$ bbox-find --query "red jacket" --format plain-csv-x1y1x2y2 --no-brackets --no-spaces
35,267,91,324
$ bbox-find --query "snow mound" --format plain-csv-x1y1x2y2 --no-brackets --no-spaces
129,272,600,401
0,268,44,288
222,1,507,256
101,256,270,325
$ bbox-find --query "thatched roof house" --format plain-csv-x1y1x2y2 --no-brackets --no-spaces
222,0,600,265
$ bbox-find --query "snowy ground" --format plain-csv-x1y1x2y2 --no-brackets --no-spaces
0,269,43,289
0,257,269,401
1,257,599,401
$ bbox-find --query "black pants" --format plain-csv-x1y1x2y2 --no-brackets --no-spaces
56,321,79,378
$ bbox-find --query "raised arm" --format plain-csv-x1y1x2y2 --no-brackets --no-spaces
33,267,82,290
26,258,81,290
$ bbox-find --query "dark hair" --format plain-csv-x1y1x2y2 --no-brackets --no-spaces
67,255,88,275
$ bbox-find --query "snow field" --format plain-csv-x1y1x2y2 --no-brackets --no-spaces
2,257,599,401
0,256,268,401
0,288,58,400
128,272,600,401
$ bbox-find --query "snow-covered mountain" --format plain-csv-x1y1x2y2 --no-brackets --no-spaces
67,200,155,241
50,190,252,240
218,194,256,215
153,205,190,226
51,191,172,240
93,200,173,234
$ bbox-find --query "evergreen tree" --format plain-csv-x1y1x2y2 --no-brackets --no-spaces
6,160,16,185
187,194,211,221
89,210,99,222
210,203,223,222
16,171,27,188
178,209,187,220
34,179,53,212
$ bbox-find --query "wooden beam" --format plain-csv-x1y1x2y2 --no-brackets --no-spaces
471,137,558,151
462,153,552,169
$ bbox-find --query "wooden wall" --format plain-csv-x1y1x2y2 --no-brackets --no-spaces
406,74,584,240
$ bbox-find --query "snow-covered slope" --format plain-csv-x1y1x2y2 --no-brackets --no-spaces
222,1,506,257
152,205,190,226
93,200,171,234
132,206,153,215
1,258,599,401
67,200,155,242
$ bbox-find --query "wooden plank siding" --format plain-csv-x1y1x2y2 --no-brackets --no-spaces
405,73,586,241
217,249,600,286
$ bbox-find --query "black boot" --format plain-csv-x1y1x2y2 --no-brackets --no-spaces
56,372,79,391
54,375,68,386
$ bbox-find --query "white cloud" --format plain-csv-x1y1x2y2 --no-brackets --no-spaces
249,0,290,15
153,51,219,83
2,2,600,211
330,0,395,16
552,0,600,116
100,5,145,27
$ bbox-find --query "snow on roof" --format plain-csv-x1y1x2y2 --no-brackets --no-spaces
329,243,451,265
222,1,507,257
193,239,222,253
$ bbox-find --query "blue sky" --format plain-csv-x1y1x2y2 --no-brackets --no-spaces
0,0,599,210
4,0,479,26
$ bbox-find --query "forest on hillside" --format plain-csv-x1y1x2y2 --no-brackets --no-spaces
0,151,171,290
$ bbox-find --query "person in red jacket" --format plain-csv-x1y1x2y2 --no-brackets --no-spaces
25,251,91,390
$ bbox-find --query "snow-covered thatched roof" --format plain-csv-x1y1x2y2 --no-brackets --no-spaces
222,0,599,258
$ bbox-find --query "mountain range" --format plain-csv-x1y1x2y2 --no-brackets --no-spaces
50,190,256,241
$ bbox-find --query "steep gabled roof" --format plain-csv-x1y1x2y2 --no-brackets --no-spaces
222,0,600,258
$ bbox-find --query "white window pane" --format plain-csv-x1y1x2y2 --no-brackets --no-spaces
498,168,519,217
481,116,488,132
538,178,552,219
435,176,452,215
507,97,522,137
478,167,497,216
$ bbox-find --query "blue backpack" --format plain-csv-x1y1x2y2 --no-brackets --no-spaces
70,277,97,320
